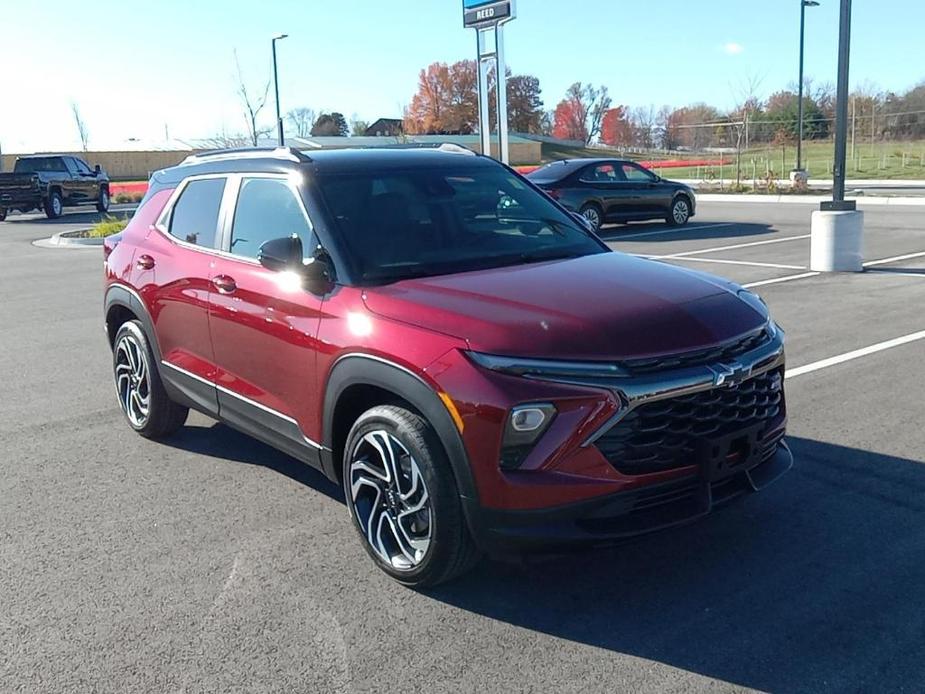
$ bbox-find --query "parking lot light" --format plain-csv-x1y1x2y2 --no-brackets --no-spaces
272,34,289,147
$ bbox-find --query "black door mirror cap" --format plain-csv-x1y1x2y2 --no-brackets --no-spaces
258,235,304,272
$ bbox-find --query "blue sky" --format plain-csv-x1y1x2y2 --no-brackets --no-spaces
1,0,922,151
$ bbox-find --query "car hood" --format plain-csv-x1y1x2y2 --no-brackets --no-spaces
362,252,766,361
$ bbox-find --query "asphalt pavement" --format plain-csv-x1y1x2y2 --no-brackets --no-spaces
2,202,925,693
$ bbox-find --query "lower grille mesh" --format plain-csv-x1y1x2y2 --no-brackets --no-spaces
595,368,785,475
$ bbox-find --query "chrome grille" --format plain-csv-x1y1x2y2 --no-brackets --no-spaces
595,368,785,476
620,327,770,374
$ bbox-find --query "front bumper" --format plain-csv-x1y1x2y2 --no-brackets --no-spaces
464,439,792,554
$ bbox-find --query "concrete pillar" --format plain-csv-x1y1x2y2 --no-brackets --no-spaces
810,210,864,272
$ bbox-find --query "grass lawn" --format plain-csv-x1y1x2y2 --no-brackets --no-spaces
540,140,925,180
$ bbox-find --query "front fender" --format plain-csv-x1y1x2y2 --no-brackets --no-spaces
322,353,479,505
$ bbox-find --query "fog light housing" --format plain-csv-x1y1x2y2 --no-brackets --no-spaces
500,403,557,470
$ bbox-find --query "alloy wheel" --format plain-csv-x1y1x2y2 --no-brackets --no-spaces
348,430,432,571
582,206,601,230
101,190,110,210
52,196,63,216
672,199,689,225
114,333,151,427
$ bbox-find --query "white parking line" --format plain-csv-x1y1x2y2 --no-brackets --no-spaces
664,256,807,270
863,250,925,267
611,223,735,240
660,234,811,259
743,271,820,288
786,330,925,379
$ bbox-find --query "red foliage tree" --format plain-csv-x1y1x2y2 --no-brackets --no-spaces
599,106,632,147
552,98,587,142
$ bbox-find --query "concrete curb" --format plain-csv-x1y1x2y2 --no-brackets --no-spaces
698,194,925,206
33,229,104,249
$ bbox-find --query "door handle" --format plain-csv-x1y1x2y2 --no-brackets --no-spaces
212,275,237,294
136,254,155,270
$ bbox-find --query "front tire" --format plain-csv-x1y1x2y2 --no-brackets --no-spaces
0,208,6,222
667,196,691,226
343,405,480,587
113,320,188,438
96,187,110,213
44,190,63,219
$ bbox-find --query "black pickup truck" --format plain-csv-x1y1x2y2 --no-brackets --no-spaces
0,154,110,221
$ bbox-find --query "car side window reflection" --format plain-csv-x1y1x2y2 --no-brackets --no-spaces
581,163,620,183
621,163,656,182
168,177,226,248
230,177,315,260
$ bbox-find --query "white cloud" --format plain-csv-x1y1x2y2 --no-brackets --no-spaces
723,42,745,55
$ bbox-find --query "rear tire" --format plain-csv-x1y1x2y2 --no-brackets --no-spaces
343,405,480,587
96,187,110,213
667,196,691,227
579,203,603,232
0,208,6,222
112,320,188,439
44,190,63,219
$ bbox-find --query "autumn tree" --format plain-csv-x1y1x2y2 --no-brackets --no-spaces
404,60,543,135
505,75,544,133
600,106,632,147
552,83,611,144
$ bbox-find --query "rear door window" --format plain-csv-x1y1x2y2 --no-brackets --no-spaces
229,177,315,259
580,163,620,183
168,177,226,248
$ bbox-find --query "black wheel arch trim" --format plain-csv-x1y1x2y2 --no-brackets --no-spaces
322,353,480,505
104,284,163,363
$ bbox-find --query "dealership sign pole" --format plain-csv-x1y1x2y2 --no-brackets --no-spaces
464,0,515,164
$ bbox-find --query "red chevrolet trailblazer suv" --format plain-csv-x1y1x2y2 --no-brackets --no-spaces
103,145,790,586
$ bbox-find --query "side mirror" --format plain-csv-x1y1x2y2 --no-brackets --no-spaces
258,235,303,272
571,211,595,233
94,164,102,174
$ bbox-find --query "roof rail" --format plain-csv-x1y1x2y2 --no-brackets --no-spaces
180,146,310,166
367,142,477,156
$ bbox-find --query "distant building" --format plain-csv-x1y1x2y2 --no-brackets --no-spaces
364,118,404,137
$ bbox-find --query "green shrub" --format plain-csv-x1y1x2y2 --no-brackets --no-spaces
88,215,129,238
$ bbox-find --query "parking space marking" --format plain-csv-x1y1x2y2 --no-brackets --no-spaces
743,271,821,288
663,256,807,270
863,250,925,268
658,234,811,259
610,222,735,240
786,329,925,379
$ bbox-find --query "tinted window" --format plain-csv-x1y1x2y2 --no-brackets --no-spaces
230,178,314,259
317,167,605,284
63,158,79,174
169,178,225,248
14,157,67,173
621,163,656,182
73,158,93,175
580,163,620,183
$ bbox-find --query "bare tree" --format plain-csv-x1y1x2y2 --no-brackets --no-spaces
233,50,271,146
630,106,657,149
286,107,316,138
71,102,89,151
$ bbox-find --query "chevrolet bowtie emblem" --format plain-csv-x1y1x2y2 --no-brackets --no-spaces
711,362,751,388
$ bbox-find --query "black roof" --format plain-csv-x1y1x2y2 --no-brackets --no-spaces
17,153,76,159
527,157,633,179
151,145,495,186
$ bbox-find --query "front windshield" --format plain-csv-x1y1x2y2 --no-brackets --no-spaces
316,166,606,284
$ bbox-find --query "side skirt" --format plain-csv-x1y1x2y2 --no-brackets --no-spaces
159,360,326,472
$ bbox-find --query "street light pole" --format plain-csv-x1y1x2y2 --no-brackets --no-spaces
796,0,818,172
272,34,288,147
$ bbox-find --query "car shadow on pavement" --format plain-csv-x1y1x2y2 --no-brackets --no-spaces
166,421,344,503
428,436,925,691
597,221,775,244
